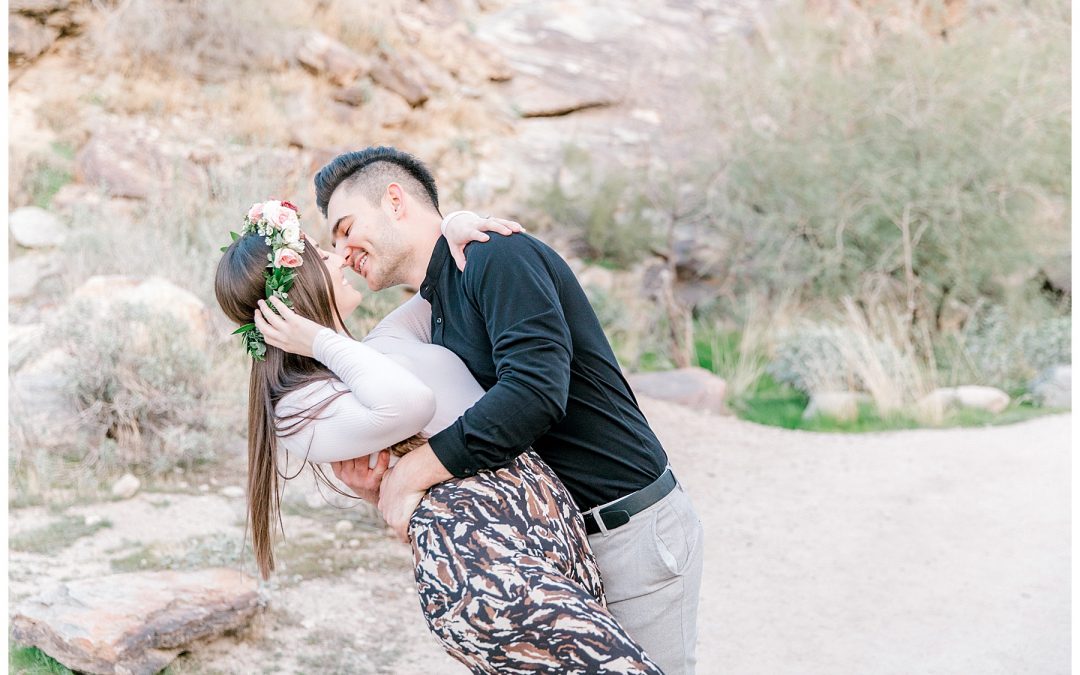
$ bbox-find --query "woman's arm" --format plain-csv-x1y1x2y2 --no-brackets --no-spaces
277,329,437,464
257,297,436,463
441,211,524,272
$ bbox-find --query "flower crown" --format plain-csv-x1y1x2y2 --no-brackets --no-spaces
222,199,306,361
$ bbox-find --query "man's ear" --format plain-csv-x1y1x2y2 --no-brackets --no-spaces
384,183,407,221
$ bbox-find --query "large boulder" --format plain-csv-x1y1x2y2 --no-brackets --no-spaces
627,367,729,415
75,122,207,200
11,568,261,675
8,252,62,301
71,275,211,344
918,385,1011,417
9,206,67,248
1030,365,1070,409
370,56,433,107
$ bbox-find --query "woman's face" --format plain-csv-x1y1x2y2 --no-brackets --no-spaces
312,239,364,320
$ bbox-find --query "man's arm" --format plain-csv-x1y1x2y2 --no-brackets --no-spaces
430,235,572,474
377,235,572,540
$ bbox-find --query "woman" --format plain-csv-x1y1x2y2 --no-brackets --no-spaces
214,200,661,674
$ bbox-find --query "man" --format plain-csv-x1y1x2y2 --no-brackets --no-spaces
316,146,704,674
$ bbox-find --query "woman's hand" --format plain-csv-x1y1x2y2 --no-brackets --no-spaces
331,450,391,503
443,212,524,272
253,296,324,358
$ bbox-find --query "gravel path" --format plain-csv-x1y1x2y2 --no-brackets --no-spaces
646,401,1071,675
10,406,1069,674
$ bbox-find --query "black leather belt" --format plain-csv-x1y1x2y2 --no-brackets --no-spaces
583,468,677,535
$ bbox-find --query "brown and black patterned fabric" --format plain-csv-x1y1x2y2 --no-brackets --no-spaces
409,451,663,674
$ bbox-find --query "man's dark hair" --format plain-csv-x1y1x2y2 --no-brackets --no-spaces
314,146,440,217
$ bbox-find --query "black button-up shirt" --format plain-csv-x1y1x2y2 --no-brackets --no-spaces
420,234,668,509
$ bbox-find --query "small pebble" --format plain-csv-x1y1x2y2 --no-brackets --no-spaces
334,520,354,534
221,486,244,498
198,484,210,492
348,539,360,548
84,515,103,527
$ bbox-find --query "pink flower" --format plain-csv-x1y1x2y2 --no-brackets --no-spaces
247,202,264,222
274,247,303,268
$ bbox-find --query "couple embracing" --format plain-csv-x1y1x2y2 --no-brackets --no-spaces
214,146,704,674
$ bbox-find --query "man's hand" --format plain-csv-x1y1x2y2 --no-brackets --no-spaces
443,213,524,272
255,296,324,358
376,443,453,542
331,450,391,503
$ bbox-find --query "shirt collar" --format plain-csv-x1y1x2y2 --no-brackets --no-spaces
419,237,451,301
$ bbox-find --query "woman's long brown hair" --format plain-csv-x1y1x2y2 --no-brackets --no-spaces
215,232,363,580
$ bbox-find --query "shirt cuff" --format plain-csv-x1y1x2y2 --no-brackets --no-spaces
439,210,477,236
427,421,479,478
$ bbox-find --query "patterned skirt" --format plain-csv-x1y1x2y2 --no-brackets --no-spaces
409,451,662,674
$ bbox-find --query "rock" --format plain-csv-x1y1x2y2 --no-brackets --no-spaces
511,76,617,118
367,87,413,128
295,30,370,86
83,514,103,527
221,486,245,499
918,385,1011,417
9,0,71,14
333,83,371,107
954,385,1010,413
9,206,67,248
10,568,260,675
627,367,729,415
111,473,141,499
10,348,80,445
198,484,210,492
334,520,354,534
9,253,61,301
348,538,360,548
370,58,431,107
71,275,211,345
1031,365,1071,409
75,122,207,200
803,391,870,422
9,14,60,65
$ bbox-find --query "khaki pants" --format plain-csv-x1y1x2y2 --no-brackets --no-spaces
587,481,705,675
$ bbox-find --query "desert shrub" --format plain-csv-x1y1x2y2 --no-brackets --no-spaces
530,146,657,268
958,304,1072,391
54,303,216,476
702,0,1070,321
9,142,74,209
767,300,935,412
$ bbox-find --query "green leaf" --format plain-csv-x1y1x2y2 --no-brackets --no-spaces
231,231,240,241
232,323,256,335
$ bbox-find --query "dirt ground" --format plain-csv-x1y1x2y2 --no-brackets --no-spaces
8,404,1071,674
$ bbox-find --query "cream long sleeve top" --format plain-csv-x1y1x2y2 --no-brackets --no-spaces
274,294,486,466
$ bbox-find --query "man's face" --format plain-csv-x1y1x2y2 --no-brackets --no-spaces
326,187,412,292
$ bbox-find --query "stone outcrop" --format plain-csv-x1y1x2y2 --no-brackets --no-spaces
9,14,60,65
71,275,211,344
627,367,729,415
75,121,208,200
8,253,62,301
295,30,370,86
11,568,261,675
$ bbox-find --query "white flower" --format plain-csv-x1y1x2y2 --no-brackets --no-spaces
281,219,301,244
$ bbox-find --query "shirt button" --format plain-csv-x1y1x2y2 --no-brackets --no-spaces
435,317,443,324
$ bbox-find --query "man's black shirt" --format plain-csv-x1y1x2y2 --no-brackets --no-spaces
419,234,668,509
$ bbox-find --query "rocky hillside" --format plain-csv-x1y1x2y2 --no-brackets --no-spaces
9,0,761,221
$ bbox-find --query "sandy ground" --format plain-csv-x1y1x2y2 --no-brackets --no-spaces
8,405,1071,674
